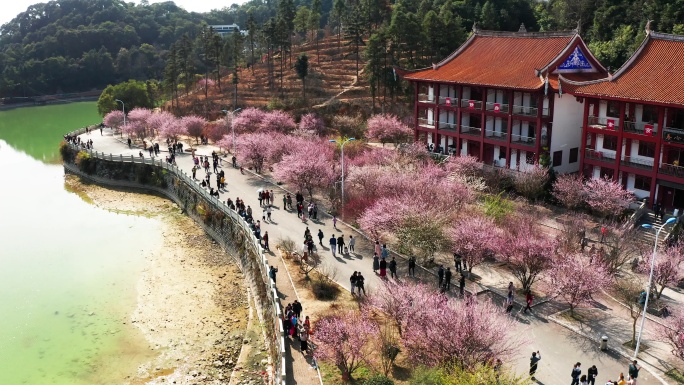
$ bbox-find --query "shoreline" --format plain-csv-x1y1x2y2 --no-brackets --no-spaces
65,175,251,384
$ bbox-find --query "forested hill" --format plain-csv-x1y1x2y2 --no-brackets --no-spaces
2,0,684,101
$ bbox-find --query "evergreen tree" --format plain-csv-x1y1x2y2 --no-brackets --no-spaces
330,0,347,52
294,53,309,100
246,12,258,73
344,5,366,77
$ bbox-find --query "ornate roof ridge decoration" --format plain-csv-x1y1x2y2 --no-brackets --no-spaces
650,31,684,42
473,29,577,39
558,73,609,86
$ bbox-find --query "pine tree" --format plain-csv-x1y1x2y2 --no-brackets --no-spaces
330,0,346,52
246,12,258,74
344,5,366,77
294,53,308,100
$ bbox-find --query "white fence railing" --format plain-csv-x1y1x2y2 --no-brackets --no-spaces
63,133,286,385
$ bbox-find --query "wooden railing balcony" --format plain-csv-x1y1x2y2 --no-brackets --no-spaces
461,100,483,109
418,93,435,103
511,133,536,146
485,129,508,141
418,118,435,128
620,156,654,170
585,147,616,162
460,125,482,136
485,102,509,113
659,163,684,178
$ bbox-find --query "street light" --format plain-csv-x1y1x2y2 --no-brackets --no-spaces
329,138,355,205
222,108,241,157
634,216,677,358
115,99,126,137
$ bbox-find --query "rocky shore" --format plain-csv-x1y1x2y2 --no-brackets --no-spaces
65,176,265,385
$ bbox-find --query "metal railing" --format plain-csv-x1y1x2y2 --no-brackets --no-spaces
63,136,287,385
620,156,654,170
623,121,658,135
438,121,457,130
461,99,482,109
485,102,509,113
439,96,457,106
659,163,684,177
418,118,435,128
587,115,619,129
510,133,536,146
512,105,538,116
418,93,435,103
484,129,508,141
460,125,482,136
584,147,616,162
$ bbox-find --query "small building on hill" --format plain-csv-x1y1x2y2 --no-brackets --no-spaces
563,28,684,209
398,24,607,174
211,24,247,37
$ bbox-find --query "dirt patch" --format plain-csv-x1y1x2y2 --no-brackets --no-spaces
65,175,253,384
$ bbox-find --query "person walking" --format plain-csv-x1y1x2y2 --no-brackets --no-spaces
266,205,272,222
505,289,514,313
379,258,387,278
580,375,589,385
438,265,445,287
454,253,462,273
127,137,132,148
529,351,541,380
524,291,534,313
258,191,263,207
317,229,324,246
333,216,338,230
459,274,466,296
350,272,357,295
373,253,380,274
282,194,287,210
262,231,270,252
329,235,337,257
628,360,640,385
587,365,598,385
300,328,309,354
389,257,398,279
356,273,366,295
408,256,416,277
269,266,278,284
617,373,626,385
381,244,389,260
600,226,607,243
269,190,275,205
292,300,302,318
348,235,355,252
337,235,345,254
444,267,452,290
571,363,582,385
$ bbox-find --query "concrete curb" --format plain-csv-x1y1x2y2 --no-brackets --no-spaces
547,309,670,385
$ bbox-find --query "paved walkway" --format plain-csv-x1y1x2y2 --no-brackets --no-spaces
77,129,678,385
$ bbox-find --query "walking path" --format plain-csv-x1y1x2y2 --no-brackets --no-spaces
76,129,680,385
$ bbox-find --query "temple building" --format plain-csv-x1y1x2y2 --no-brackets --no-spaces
564,28,684,210
400,24,684,210
399,24,607,174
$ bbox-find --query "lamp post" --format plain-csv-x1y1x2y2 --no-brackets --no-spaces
222,108,241,156
329,138,355,205
634,216,677,358
115,99,126,137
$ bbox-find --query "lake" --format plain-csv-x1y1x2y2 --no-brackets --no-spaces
0,101,161,384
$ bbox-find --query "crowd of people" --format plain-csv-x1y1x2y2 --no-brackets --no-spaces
64,134,94,150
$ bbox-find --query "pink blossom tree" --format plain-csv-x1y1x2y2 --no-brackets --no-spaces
370,282,518,369
204,121,228,143
147,111,175,139
497,216,556,292
126,108,153,140
297,113,326,136
160,117,185,142
313,309,379,380
366,114,413,146
181,115,207,144
552,173,586,210
445,155,483,178
259,110,297,133
215,135,232,152
584,176,635,218
449,215,501,273
547,255,611,315
235,132,272,173
231,107,265,134
512,164,550,201
640,241,684,299
196,78,216,91
657,307,684,362
103,110,125,133
272,140,334,198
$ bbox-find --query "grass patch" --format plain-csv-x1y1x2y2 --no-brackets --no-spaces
621,340,649,352
319,361,373,384
311,278,341,300
666,369,684,384
559,310,588,323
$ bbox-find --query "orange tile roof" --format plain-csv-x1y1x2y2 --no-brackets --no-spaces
565,32,684,106
401,30,603,90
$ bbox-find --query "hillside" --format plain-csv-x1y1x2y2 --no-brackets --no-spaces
176,35,399,119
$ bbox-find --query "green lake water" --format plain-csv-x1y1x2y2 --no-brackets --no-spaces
0,102,160,384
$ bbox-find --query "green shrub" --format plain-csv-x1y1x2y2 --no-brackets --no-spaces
483,192,513,223
364,375,394,385
75,151,94,173
310,277,340,300
59,141,75,162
